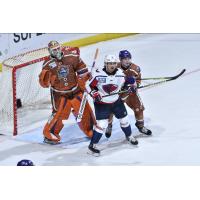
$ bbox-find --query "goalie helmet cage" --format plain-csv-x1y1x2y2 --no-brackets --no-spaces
0,47,52,136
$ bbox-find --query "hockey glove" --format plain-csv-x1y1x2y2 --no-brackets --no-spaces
127,84,136,93
124,76,137,93
90,90,102,102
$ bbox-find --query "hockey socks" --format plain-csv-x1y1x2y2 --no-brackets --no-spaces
121,125,138,145
105,123,112,138
90,130,102,144
88,130,102,155
121,124,132,137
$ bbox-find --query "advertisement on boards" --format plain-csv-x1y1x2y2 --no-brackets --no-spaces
0,33,94,63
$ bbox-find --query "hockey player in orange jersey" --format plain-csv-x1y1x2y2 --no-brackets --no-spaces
105,50,152,138
39,41,95,144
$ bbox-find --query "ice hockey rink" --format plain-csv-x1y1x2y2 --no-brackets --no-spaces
0,33,200,166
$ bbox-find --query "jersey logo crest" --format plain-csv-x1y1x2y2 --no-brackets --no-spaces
57,66,69,79
102,84,118,94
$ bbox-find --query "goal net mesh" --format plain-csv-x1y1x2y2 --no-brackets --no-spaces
0,48,52,135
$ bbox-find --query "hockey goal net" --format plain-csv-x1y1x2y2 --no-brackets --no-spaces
0,48,52,136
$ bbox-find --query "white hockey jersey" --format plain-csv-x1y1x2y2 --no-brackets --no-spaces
86,67,126,103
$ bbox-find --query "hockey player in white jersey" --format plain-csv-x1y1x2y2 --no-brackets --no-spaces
86,55,138,156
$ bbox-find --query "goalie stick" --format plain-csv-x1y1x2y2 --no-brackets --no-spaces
102,69,186,98
77,48,99,123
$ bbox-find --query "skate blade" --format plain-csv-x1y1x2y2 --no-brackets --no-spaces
87,150,100,157
130,141,138,145
127,140,138,145
43,138,61,145
135,133,152,138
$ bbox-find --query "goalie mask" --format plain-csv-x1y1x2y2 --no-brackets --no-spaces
104,55,118,73
48,41,63,60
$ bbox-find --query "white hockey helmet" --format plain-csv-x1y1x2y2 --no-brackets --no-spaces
104,55,118,64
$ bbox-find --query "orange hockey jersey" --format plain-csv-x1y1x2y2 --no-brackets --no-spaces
39,47,88,92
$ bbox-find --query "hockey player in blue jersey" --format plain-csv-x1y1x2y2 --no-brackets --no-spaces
105,50,152,138
86,55,138,156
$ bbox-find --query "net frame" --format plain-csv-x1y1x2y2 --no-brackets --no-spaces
2,47,50,136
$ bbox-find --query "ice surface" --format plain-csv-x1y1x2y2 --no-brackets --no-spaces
0,33,200,165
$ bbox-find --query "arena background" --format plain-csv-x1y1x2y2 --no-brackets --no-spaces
0,33,136,71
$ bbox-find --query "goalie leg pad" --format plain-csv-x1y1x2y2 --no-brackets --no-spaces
53,119,64,135
43,120,61,142
71,94,96,138
43,96,70,142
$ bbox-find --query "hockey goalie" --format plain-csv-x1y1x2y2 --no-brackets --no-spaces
39,41,95,144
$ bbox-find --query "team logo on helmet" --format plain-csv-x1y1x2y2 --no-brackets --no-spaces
48,41,60,49
104,55,118,64
119,50,132,59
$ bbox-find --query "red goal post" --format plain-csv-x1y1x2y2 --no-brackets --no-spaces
0,47,50,136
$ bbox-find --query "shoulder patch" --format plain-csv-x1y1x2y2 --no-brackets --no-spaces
97,77,106,83
48,62,57,69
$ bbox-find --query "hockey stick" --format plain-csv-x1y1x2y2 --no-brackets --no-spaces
138,68,186,89
138,71,185,81
77,48,99,123
102,69,186,98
